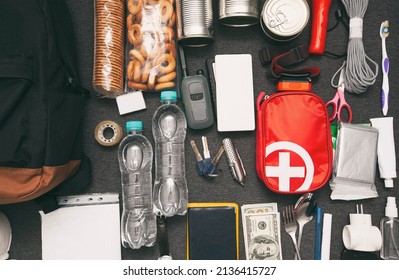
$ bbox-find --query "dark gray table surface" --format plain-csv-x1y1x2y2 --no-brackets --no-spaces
1,0,398,260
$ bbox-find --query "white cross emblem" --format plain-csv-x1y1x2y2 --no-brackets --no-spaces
265,141,314,192
266,152,305,191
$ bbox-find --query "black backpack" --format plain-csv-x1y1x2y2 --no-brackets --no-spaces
0,0,91,212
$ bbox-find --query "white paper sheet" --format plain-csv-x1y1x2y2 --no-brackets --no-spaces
40,193,121,260
116,91,146,115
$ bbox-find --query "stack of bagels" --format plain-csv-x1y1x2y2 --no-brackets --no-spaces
125,0,177,92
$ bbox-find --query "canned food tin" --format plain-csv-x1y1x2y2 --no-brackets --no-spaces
219,0,259,27
260,0,310,42
176,0,214,47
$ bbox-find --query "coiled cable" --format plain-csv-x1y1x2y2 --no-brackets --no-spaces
325,8,348,59
339,0,378,94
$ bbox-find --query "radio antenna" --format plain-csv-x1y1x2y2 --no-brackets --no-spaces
178,43,189,77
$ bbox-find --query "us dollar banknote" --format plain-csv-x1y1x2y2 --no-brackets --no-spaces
242,203,282,260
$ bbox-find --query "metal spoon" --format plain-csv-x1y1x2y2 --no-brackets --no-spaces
293,193,317,259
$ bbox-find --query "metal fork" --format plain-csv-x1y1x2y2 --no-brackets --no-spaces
282,205,302,260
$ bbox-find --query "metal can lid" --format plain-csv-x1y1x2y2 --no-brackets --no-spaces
261,0,309,38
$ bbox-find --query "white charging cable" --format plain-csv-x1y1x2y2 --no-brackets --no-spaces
340,0,378,94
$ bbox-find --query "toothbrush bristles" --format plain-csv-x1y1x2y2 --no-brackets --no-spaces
381,20,389,34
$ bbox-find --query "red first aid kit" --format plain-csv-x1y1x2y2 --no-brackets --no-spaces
256,46,333,194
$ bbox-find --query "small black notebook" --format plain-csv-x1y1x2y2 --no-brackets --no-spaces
186,202,239,260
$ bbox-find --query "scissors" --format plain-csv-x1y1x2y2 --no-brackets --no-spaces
326,67,352,123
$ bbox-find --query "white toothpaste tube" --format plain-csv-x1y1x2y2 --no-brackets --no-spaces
370,117,397,188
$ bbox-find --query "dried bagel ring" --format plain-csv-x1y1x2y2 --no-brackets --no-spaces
155,54,176,75
141,62,153,83
161,26,174,43
126,12,142,29
127,0,142,15
145,0,161,5
155,82,175,92
126,14,135,29
127,24,142,46
140,47,148,59
128,81,148,91
133,61,142,83
147,70,157,90
127,60,136,81
160,0,173,23
167,11,176,27
129,49,146,65
157,71,176,83
163,43,176,57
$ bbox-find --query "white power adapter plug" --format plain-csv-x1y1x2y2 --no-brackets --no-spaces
342,204,382,252
0,211,12,260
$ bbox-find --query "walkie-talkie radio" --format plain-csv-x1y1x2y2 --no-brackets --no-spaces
179,44,214,130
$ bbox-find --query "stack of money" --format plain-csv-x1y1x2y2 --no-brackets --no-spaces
241,203,282,260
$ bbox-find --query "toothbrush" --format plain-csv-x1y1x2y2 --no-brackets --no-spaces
380,20,390,116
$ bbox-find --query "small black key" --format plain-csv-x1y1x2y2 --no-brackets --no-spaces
204,145,224,178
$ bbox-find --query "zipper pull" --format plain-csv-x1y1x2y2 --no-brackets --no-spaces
65,76,90,97
256,91,269,111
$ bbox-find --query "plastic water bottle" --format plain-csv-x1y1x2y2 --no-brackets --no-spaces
118,121,156,249
152,90,188,217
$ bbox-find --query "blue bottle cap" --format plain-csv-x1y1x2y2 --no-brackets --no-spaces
160,90,177,102
126,121,143,132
